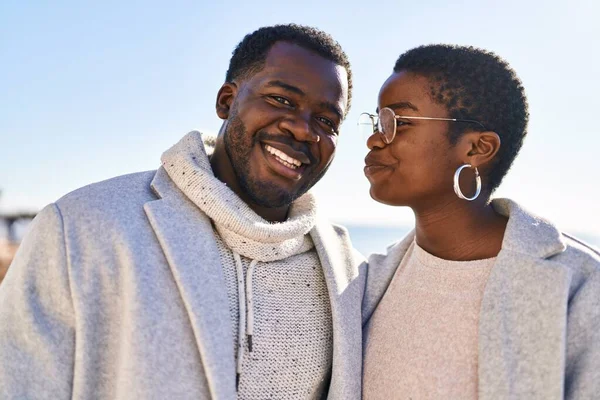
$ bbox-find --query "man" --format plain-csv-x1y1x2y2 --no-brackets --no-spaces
0,24,365,400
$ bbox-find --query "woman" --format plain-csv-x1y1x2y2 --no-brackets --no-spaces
360,45,599,399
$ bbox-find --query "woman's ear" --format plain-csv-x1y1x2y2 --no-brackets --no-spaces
215,82,238,120
463,131,501,168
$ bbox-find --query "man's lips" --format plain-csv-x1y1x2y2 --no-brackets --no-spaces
262,140,312,165
254,134,317,181
261,143,308,181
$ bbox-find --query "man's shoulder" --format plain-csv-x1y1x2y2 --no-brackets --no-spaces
312,219,366,264
328,222,350,238
55,170,157,221
57,170,156,204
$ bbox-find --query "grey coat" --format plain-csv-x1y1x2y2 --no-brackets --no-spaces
0,168,366,400
362,198,600,399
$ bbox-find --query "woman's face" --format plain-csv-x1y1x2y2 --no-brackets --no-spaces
364,71,464,208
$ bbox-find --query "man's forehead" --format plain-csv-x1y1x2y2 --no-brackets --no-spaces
253,52,347,108
255,66,347,91
264,41,325,65
265,43,346,82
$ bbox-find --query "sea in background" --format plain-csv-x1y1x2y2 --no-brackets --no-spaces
1,221,599,263
343,224,600,258
344,225,411,256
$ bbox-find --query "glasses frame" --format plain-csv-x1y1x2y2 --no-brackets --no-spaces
359,107,487,144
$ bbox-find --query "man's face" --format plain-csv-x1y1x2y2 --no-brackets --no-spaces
219,42,348,208
364,71,462,209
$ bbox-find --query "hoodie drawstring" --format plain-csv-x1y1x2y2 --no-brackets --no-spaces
246,259,257,352
233,252,258,390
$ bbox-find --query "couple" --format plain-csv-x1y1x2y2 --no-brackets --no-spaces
0,24,598,400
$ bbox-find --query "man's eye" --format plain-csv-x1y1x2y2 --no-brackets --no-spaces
317,116,334,127
317,116,338,130
271,96,291,106
317,117,339,135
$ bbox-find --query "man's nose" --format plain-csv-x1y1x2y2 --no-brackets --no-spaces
279,112,320,143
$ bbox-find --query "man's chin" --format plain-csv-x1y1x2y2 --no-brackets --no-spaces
239,178,299,209
249,188,296,209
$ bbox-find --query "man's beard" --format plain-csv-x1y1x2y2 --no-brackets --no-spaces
223,110,330,209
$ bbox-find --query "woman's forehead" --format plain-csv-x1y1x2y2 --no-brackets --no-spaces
378,71,450,117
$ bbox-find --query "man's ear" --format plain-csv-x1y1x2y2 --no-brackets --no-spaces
215,82,238,120
461,131,501,169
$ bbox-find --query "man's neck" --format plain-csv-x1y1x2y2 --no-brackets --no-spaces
209,143,290,223
412,196,507,261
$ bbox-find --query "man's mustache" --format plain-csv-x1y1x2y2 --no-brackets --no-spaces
256,131,317,165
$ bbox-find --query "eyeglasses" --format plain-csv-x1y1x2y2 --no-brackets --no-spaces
358,107,487,144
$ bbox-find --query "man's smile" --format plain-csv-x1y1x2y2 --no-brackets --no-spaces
265,144,303,169
260,142,310,180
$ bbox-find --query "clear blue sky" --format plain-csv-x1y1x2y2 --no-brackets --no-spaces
1,0,598,239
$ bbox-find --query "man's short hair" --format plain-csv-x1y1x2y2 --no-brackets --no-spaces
394,44,529,192
226,23,353,115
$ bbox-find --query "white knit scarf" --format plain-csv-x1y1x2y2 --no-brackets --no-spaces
160,131,316,262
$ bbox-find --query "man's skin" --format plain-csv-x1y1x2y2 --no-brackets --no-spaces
211,41,349,222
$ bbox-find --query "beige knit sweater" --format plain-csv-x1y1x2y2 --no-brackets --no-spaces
363,240,495,399
161,131,333,399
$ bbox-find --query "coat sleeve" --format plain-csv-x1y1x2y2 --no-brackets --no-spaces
0,204,75,399
565,268,600,399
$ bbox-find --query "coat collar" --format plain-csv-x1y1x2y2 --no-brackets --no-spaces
145,167,364,400
310,220,364,400
363,198,569,329
491,198,566,259
144,167,237,399
362,231,415,325
481,199,570,398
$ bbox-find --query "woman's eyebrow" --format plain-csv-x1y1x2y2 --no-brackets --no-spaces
376,102,420,113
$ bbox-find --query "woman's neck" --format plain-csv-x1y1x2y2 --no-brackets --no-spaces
413,198,507,261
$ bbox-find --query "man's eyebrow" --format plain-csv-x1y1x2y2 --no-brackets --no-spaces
376,102,420,113
265,80,305,96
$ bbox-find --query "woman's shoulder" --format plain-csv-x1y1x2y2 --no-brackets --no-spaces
494,198,598,267
555,232,600,278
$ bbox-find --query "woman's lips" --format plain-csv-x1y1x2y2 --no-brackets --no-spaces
364,164,392,177
364,152,394,178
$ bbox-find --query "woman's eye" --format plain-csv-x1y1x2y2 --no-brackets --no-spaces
396,120,410,127
271,96,291,106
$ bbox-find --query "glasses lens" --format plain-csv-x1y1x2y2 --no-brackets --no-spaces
358,113,376,144
378,108,396,143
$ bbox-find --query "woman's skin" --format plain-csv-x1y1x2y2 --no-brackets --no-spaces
364,70,508,261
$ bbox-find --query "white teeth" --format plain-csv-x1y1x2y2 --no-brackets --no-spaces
264,144,302,169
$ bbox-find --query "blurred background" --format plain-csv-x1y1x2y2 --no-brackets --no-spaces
1,0,599,282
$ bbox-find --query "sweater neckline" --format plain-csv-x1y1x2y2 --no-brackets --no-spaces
160,131,316,261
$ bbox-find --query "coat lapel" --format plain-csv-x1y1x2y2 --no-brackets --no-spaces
144,168,236,399
478,199,570,399
362,231,415,326
310,220,365,400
